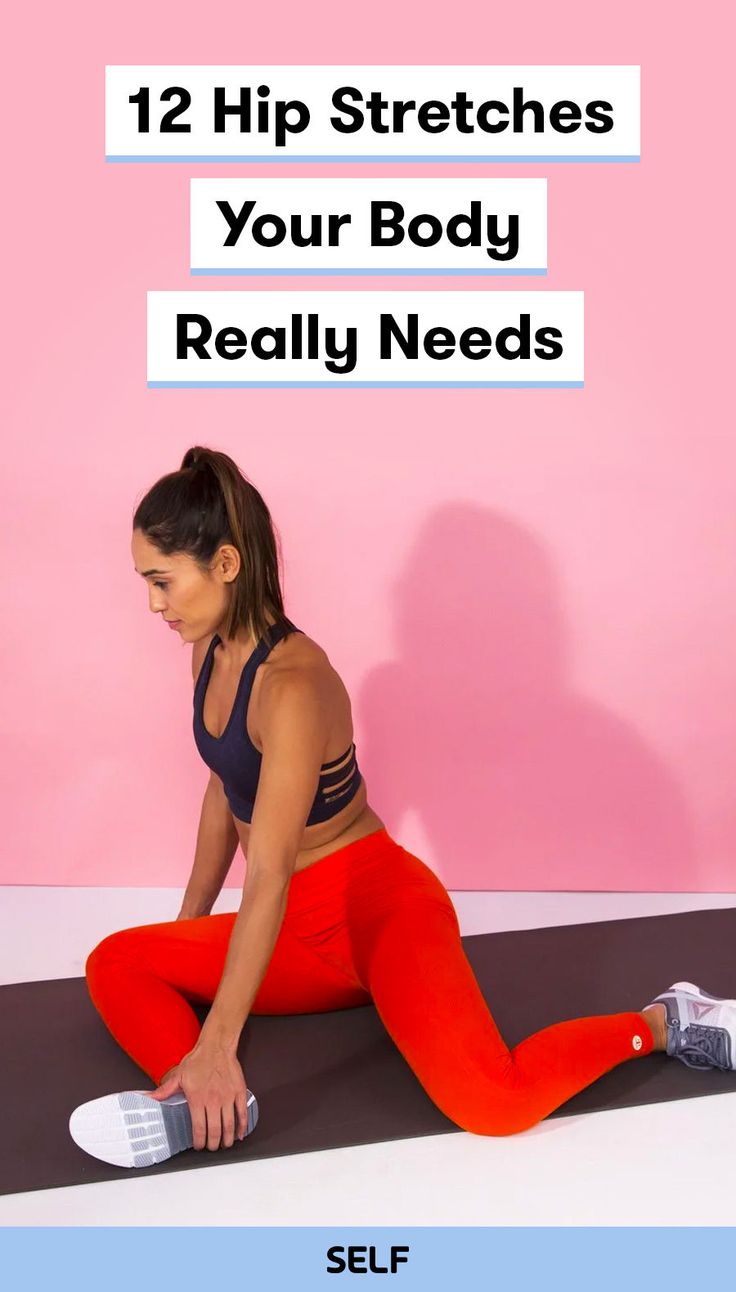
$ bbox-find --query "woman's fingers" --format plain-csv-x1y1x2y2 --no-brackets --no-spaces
191,1101,208,1151
194,1104,242,1151
235,1090,249,1140
206,1103,223,1152
189,1091,248,1150
221,1104,236,1149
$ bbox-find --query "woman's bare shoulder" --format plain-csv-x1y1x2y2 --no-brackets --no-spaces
257,627,351,750
278,630,352,710
284,627,332,673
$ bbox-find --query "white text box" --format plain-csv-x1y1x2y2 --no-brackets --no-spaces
147,291,584,386
190,178,547,274
107,67,639,160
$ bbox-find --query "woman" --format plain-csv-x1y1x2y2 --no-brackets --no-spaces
70,445,736,1169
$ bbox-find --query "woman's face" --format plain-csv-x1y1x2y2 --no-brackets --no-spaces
131,528,237,642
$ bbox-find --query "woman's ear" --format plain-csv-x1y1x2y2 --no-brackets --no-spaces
217,543,241,583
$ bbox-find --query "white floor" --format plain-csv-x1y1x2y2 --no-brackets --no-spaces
2,886,736,1227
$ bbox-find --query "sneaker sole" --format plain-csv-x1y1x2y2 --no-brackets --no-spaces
69,1089,258,1168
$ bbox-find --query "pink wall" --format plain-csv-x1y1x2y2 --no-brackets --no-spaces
2,4,734,890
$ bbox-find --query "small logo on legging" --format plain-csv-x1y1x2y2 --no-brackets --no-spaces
632,1034,643,1051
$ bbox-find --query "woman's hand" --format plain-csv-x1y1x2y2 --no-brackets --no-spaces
149,1044,250,1151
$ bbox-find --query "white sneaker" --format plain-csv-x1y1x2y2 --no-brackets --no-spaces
69,1088,258,1167
644,981,736,1071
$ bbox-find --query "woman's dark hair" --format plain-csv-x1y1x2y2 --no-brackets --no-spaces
133,445,295,646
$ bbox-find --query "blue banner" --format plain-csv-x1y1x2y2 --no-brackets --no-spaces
0,1226,730,1290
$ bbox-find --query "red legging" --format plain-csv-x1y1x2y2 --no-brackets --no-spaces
85,827,655,1137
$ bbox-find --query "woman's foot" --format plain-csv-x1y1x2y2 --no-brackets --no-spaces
642,982,736,1071
69,1088,258,1168
641,1002,667,1050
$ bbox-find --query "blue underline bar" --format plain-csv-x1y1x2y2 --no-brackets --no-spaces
189,267,548,277
148,380,584,388
107,154,640,164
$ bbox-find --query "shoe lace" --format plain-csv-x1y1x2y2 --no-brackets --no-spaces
671,1022,730,1072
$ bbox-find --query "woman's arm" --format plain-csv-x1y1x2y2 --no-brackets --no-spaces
195,667,330,1051
198,868,290,1049
178,773,239,919
180,634,238,919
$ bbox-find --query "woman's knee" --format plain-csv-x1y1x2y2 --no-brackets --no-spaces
85,928,141,980
438,1072,543,1138
452,1103,542,1138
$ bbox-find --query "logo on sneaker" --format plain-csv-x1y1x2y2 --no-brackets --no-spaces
688,999,714,1021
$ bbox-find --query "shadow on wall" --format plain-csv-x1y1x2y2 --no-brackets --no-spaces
356,502,696,892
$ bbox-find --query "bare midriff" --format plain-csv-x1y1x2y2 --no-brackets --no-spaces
234,784,387,874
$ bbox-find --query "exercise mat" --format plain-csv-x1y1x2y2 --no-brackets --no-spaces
3,906,736,1195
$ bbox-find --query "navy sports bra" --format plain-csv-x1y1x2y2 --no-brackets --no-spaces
192,617,362,826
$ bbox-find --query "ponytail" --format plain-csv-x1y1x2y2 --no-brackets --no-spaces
133,445,293,646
